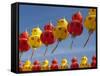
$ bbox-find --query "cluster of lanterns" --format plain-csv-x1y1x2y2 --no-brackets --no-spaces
19,55,96,72
19,8,96,71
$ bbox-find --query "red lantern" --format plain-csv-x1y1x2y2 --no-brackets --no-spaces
68,20,83,48
19,31,30,52
40,22,56,56
72,11,83,23
19,31,30,61
32,60,41,71
19,38,30,52
52,58,58,64
92,55,96,60
91,55,96,68
68,11,83,48
19,32,29,39
70,57,79,69
41,31,55,45
50,58,59,70
68,20,83,37
33,60,40,65
44,22,54,31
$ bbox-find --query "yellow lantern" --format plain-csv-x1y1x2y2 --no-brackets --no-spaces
54,18,69,40
28,35,42,60
83,14,96,47
80,56,90,68
84,15,96,32
28,27,42,60
53,26,69,41
28,35,42,49
83,8,96,47
88,8,96,15
57,18,68,27
51,18,69,53
41,59,49,70
22,60,32,71
60,58,68,69
31,27,42,36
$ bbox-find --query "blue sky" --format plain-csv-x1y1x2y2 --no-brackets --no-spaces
19,4,96,65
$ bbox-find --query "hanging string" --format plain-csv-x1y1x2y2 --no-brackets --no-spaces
70,37,74,49
83,32,92,48
19,52,23,61
30,49,34,61
44,45,48,56
60,40,66,50
51,40,60,53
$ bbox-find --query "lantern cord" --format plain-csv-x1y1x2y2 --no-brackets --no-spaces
44,45,48,56
61,41,66,50
83,32,92,48
51,41,60,53
30,50,34,60
70,39,74,49
19,52,23,61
